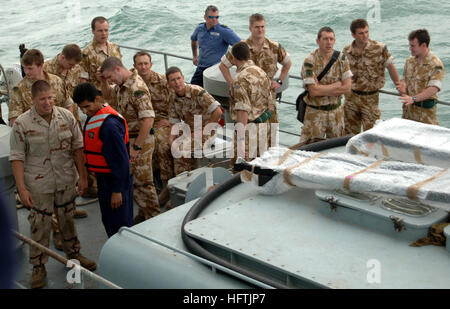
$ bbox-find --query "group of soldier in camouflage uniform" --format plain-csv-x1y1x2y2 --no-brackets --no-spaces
5,7,445,289
300,19,445,144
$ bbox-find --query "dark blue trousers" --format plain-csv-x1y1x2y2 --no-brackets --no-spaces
96,173,134,238
190,66,209,87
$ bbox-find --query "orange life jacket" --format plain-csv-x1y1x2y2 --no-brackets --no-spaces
83,104,129,173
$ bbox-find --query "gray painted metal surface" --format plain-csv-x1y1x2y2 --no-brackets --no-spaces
186,185,450,289
98,182,268,288
315,190,449,241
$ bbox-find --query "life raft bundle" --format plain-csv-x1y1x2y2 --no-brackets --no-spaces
347,118,450,168
236,146,450,212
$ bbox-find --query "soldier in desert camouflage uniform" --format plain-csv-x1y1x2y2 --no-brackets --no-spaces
8,49,85,248
8,49,73,125
133,51,173,206
80,16,122,91
228,42,273,169
342,19,400,134
9,80,96,289
166,67,223,175
43,44,91,225
100,57,159,224
220,13,291,127
300,27,352,144
43,44,84,126
396,29,445,125
45,43,98,200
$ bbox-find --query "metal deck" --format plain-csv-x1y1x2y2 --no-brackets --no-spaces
14,197,140,289
185,185,450,289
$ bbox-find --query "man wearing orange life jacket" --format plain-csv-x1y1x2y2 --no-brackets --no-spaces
73,82,133,237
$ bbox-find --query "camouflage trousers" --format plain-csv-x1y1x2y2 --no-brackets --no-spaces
344,92,381,135
230,121,271,170
402,104,438,125
300,104,345,144
153,126,174,181
269,91,279,123
131,134,160,219
28,187,80,266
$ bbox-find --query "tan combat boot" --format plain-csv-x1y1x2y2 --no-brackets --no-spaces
73,208,88,219
31,265,47,289
68,253,97,271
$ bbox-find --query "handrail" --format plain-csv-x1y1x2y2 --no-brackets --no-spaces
13,230,122,289
288,74,450,106
118,45,450,107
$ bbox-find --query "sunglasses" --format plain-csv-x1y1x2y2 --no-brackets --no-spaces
207,16,220,19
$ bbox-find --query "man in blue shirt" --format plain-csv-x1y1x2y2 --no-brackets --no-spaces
190,5,241,87
73,83,133,237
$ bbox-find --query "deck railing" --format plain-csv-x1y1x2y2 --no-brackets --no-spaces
2,46,449,137
117,45,450,138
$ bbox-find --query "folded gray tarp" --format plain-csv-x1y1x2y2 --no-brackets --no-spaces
241,147,450,212
346,118,450,168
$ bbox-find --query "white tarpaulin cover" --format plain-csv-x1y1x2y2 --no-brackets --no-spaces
239,146,450,211
346,118,450,168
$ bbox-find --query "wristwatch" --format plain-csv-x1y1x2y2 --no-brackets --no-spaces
132,144,142,151
276,79,283,85
412,96,417,103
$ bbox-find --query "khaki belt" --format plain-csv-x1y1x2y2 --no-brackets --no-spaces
307,102,341,111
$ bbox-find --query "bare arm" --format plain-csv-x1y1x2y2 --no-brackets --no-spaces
11,160,33,207
387,62,400,85
272,59,292,91
73,148,87,196
307,77,351,97
208,107,223,124
191,41,198,66
219,62,234,86
400,86,440,106
236,110,248,126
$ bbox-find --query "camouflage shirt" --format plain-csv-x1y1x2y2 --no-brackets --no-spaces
168,84,221,131
134,68,170,123
8,71,72,120
301,49,353,106
221,36,290,81
9,106,83,193
229,60,272,122
108,70,155,135
403,51,445,100
80,40,122,90
44,54,82,122
342,39,393,92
